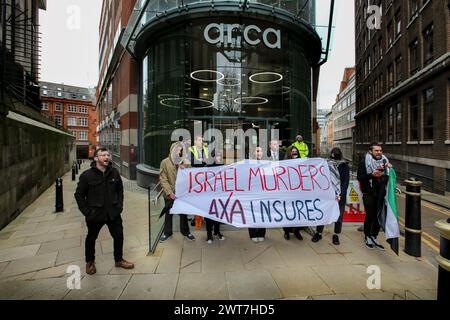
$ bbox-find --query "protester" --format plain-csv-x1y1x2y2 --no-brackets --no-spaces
248,146,267,242
204,151,226,244
311,147,350,245
282,146,304,241
267,139,284,161
291,134,309,158
74,147,134,275
357,143,392,250
159,142,196,242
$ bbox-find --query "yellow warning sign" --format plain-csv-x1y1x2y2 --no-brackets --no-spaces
349,187,359,203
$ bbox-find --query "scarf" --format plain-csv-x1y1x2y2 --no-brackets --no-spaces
327,159,344,196
365,153,389,175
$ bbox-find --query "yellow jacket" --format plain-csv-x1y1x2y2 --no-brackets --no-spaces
291,141,309,158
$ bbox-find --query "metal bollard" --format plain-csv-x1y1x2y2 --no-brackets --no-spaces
435,219,450,301
71,164,76,181
404,178,422,257
55,178,64,212
74,161,79,175
78,159,81,169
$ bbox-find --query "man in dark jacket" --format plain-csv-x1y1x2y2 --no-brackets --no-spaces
75,147,134,275
357,143,391,251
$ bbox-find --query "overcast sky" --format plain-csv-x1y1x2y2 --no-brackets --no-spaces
40,0,355,107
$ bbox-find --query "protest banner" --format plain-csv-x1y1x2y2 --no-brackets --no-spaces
170,158,340,228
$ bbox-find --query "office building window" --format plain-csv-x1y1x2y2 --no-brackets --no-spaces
68,105,77,113
423,24,434,65
395,102,402,142
79,106,88,114
410,0,419,19
57,92,62,97
409,95,419,140
388,106,394,142
42,102,48,110
79,118,88,127
395,55,402,85
42,90,48,95
55,103,62,111
423,88,434,141
409,39,419,75
387,21,394,48
78,131,88,141
387,64,394,90
68,117,77,126
395,10,401,37
55,115,62,126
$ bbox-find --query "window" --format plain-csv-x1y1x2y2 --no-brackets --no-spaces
388,106,394,142
82,95,87,100
409,95,419,140
70,131,76,137
78,131,88,141
423,24,434,65
409,39,419,75
68,105,77,113
57,92,62,97
55,115,62,126
395,10,401,37
387,64,394,90
395,56,402,85
68,117,77,126
423,88,434,141
387,21,394,48
41,102,48,110
79,118,88,127
410,0,419,19
395,102,402,142
55,103,62,112
42,90,48,95
79,106,88,114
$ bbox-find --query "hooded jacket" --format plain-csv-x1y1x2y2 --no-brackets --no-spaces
74,161,124,222
160,143,185,198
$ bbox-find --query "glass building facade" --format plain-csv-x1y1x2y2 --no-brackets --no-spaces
123,0,333,173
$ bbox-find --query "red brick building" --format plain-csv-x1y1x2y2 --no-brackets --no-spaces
39,81,98,158
97,0,138,179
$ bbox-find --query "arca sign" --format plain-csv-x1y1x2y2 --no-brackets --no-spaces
204,23,281,49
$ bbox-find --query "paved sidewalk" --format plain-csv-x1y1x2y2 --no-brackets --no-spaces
0,162,438,300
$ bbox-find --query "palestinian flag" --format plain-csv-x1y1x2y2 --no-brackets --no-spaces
379,169,400,255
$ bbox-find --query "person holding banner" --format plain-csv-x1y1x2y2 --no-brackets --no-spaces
189,135,208,228
204,151,226,244
248,146,267,242
159,142,196,242
282,146,304,241
357,143,392,250
311,147,349,245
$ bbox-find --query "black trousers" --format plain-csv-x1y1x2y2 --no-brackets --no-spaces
86,217,123,263
248,228,266,238
163,199,190,236
283,227,301,234
205,218,221,237
362,193,381,237
316,198,346,234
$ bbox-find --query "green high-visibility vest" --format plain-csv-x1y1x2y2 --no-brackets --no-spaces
189,146,209,161
292,141,309,158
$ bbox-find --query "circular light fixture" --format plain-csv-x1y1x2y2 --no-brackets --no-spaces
160,97,214,109
233,97,269,105
158,94,179,100
190,70,224,82
249,72,283,84
217,77,241,87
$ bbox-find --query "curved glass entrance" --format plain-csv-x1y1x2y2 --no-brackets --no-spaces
142,18,314,168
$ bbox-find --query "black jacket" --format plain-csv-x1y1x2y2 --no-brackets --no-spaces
357,156,387,195
74,161,124,222
338,161,350,199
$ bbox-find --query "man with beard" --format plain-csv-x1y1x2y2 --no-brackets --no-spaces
357,143,392,250
75,147,134,275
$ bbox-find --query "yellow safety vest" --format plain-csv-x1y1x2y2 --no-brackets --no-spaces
292,141,309,158
189,146,209,161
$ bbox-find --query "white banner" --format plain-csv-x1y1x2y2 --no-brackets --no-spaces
171,158,340,228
